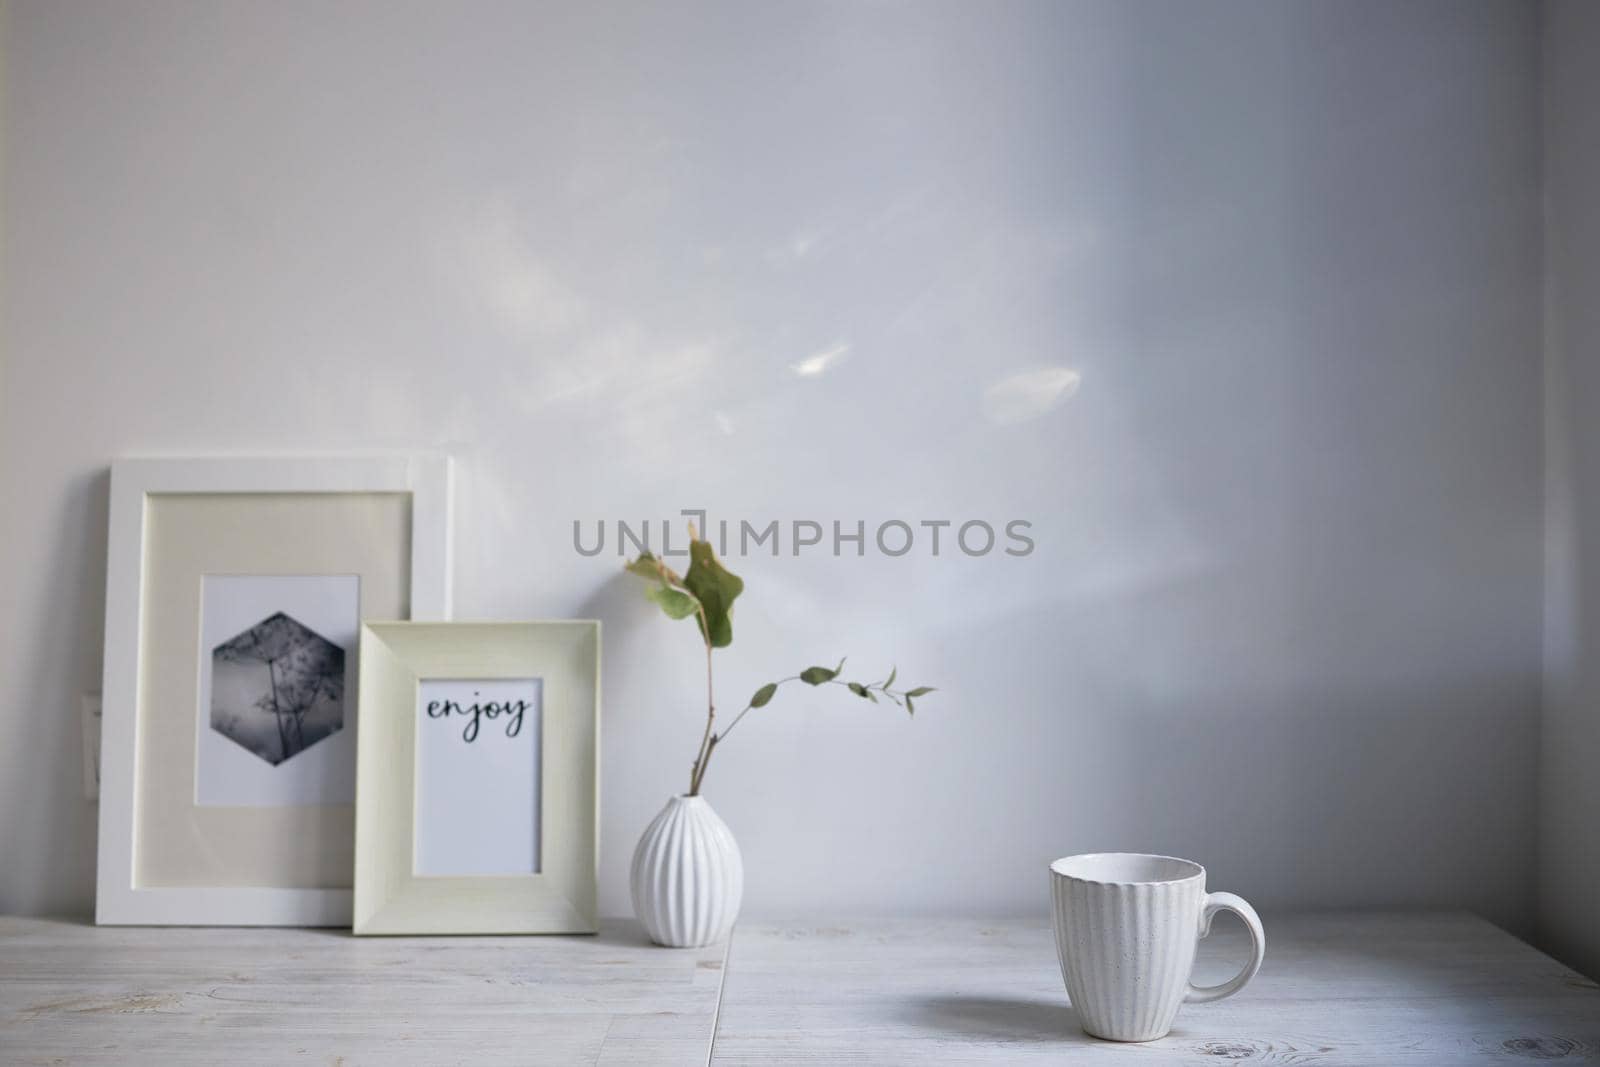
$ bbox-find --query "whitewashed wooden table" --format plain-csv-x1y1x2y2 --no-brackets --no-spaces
3,913,1597,1065
712,914,1600,1065
0,918,727,1065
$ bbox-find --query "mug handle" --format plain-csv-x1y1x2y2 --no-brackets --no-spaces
1184,892,1265,1004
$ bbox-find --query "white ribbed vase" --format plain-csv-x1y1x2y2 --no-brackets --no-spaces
1049,853,1265,1042
630,795,744,948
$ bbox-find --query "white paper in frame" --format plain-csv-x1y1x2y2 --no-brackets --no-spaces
96,456,452,927
353,621,600,935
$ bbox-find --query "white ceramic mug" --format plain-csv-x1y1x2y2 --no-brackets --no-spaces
1049,853,1265,1042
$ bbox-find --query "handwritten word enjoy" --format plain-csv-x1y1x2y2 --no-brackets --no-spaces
425,693,529,743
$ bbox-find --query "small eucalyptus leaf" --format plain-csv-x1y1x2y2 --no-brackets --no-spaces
906,695,916,715
885,666,897,688
683,539,744,648
645,583,700,620
847,682,868,697
906,686,936,697
750,683,778,708
800,666,837,686
625,553,662,579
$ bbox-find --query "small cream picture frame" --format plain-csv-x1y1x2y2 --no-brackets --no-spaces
353,621,600,935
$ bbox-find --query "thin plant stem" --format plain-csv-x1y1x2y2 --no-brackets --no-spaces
714,675,801,744
688,604,716,796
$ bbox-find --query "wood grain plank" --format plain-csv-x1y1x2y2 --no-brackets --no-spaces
0,917,724,1066
711,914,1600,1065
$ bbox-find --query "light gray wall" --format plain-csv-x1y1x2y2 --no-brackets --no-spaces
1,1,1543,927
1540,0,1600,979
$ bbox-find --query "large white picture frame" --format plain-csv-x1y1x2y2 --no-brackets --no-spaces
96,455,452,926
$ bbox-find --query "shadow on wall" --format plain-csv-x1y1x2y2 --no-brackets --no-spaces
711,555,1540,935
0,468,109,917
1061,0,1543,928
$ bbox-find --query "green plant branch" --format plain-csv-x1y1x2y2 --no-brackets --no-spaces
626,532,930,796
626,548,721,795
713,675,801,743
691,669,932,789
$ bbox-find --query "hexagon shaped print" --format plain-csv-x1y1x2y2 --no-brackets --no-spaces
211,612,346,765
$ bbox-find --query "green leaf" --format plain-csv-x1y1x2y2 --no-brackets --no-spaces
625,552,662,579
847,681,869,698
645,583,700,620
682,538,744,648
885,666,897,688
800,665,837,686
906,695,915,715
866,690,878,703
750,682,778,708
906,686,935,697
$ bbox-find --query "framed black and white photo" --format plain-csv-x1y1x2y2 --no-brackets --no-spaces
199,575,359,806
96,456,452,926
353,621,599,935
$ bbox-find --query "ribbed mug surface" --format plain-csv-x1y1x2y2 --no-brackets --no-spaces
1050,853,1206,1042
630,795,744,948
